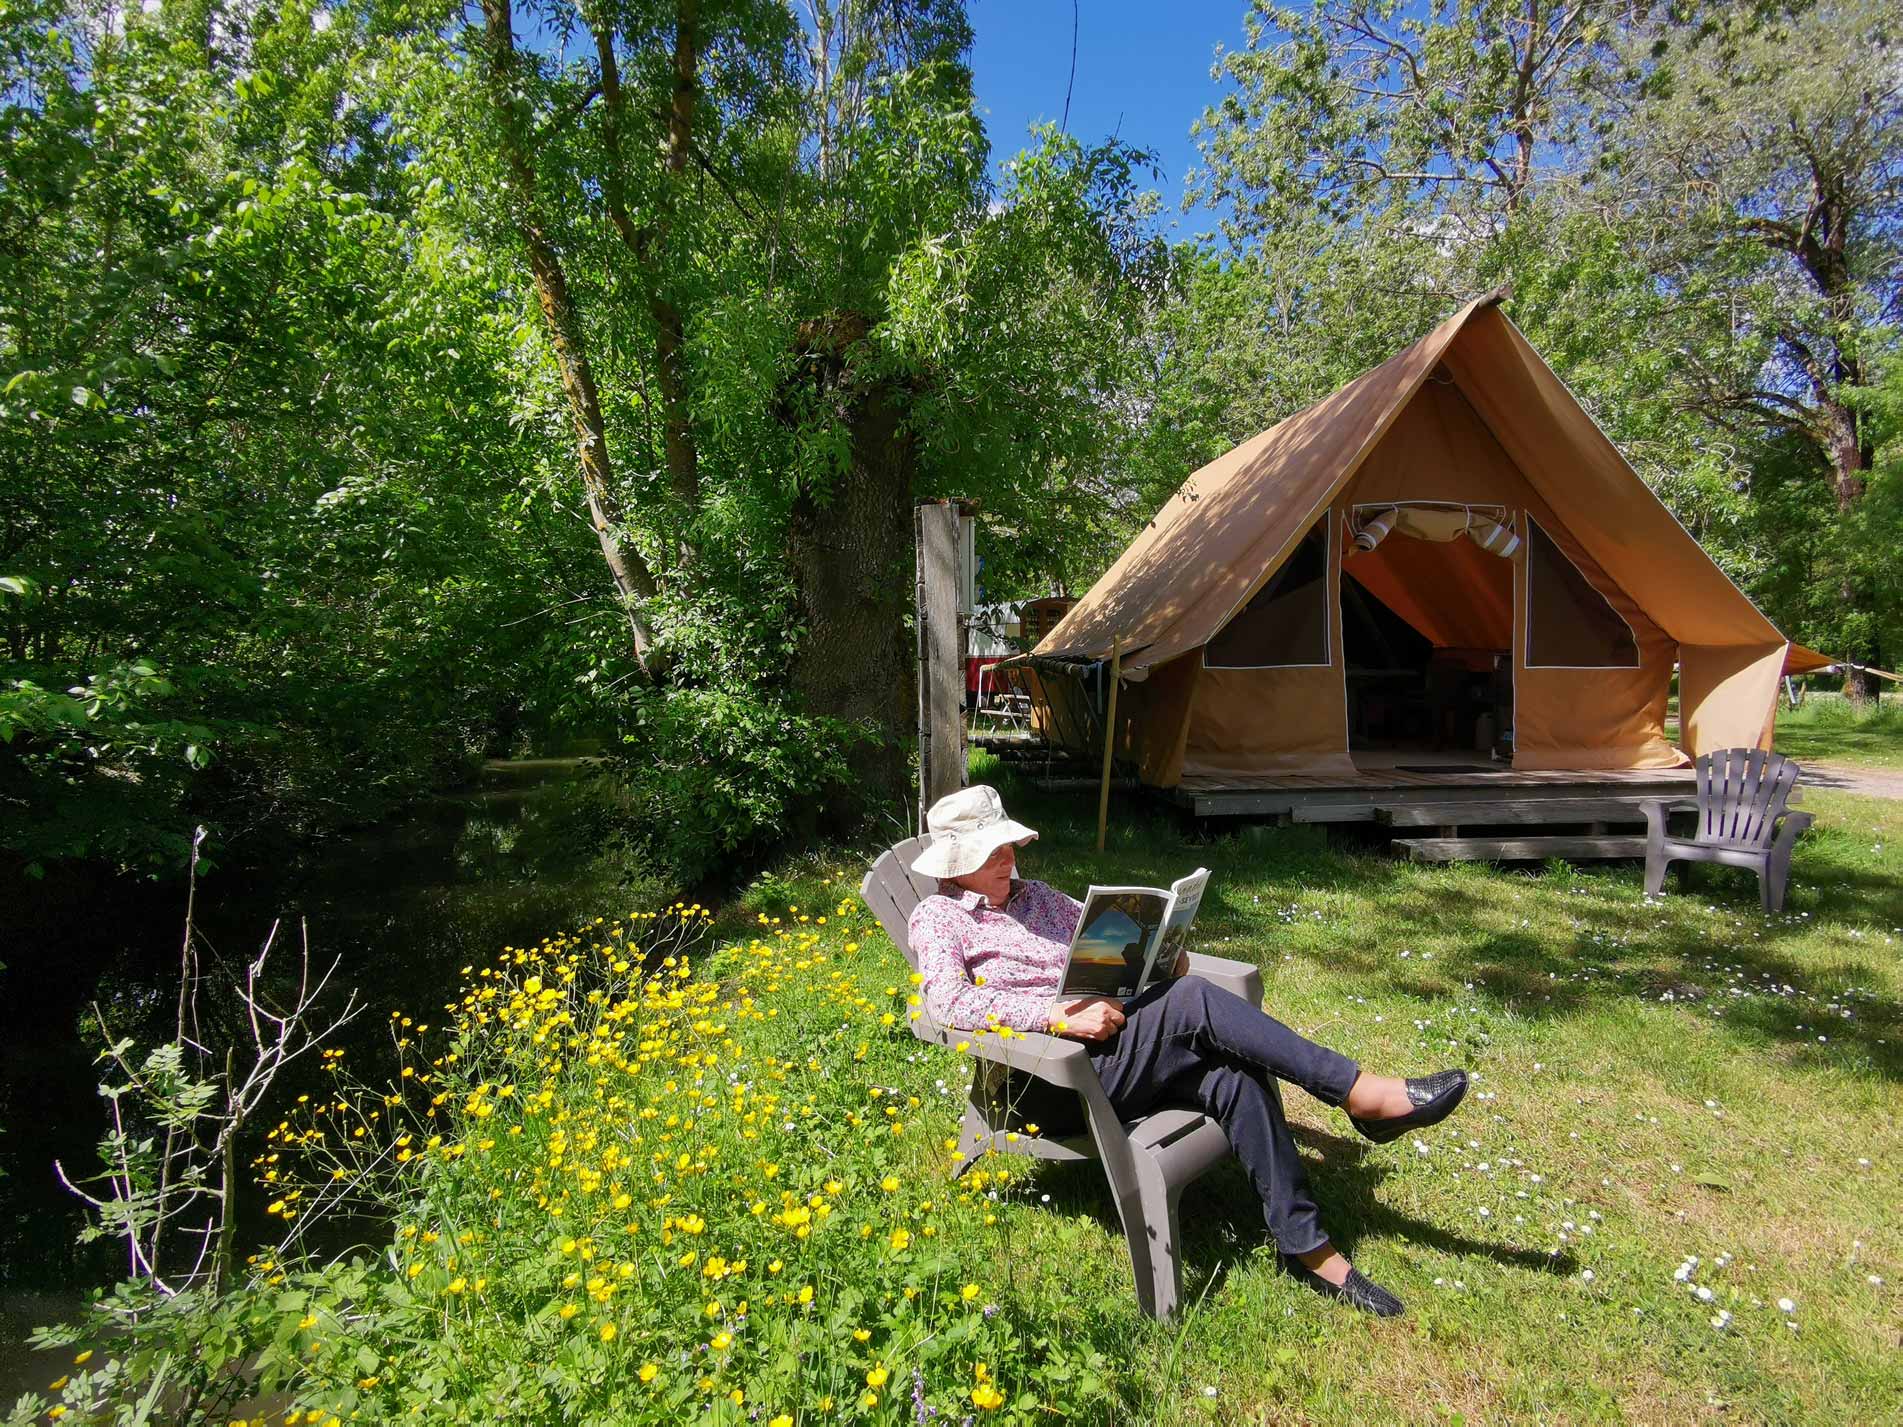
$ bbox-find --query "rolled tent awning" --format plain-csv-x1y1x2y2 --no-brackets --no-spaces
1341,516,1515,653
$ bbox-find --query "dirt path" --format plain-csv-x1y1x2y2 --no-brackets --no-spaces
1797,760,1903,800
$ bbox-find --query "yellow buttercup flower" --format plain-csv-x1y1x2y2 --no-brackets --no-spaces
866,1364,889,1388
961,1283,981,1301
598,1322,616,1342
638,1363,659,1383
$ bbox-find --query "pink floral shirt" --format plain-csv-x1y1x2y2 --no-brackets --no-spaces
909,879,1084,1033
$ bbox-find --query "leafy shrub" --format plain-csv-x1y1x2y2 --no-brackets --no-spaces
611,688,870,886
0,657,214,874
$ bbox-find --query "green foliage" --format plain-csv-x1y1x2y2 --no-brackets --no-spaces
0,0,689,873
610,688,868,887
0,653,214,872
889,125,1171,593
8,890,357,1427
1577,0,1903,663
8,1275,307,1427
1194,1,1623,237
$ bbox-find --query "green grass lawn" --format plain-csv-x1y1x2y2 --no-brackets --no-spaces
735,756,1901,1424
1773,695,1903,769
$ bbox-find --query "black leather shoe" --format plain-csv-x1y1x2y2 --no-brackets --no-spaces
1279,1254,1405,1317
1348,1068,1469,1145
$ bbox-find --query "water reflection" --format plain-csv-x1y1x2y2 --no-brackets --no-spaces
0,760,638,1301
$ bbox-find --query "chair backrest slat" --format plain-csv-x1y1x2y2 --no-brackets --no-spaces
861,837,969,1048
859,836,941,970
1735,748,1766,842
1693,748,1802,850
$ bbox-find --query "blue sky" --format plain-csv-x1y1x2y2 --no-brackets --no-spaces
967,0,1256,239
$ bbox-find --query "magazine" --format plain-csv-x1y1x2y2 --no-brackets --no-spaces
1057,869,1210,999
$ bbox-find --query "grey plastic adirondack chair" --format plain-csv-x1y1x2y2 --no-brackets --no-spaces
1641,749,1812,913
860,835,1269,1322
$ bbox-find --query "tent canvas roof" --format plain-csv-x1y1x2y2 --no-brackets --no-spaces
1035,293,1830,676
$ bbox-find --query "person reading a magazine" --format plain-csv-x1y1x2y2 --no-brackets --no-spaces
907,785,1470,1319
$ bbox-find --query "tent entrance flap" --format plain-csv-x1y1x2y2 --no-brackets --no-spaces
1341,527,1513,755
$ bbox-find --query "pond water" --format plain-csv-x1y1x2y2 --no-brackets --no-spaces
0,759,645,1383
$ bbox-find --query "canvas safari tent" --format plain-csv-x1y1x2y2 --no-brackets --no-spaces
1013,292,1831,790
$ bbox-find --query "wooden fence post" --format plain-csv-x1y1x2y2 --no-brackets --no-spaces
1096,636,1121,853
916,501,965,824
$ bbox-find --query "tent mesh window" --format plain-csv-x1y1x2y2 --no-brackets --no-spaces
1205,518,1330,668
1524,518,1639,668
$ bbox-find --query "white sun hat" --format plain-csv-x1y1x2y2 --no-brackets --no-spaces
909,784,1039,880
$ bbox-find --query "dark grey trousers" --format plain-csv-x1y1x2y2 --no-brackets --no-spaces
1009,975,1360,1255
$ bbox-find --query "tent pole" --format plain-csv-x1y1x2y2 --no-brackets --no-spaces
1096,636,1121,854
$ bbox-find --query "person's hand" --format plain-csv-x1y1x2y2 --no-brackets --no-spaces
1172,946,1191,978
1047,996,1126,1041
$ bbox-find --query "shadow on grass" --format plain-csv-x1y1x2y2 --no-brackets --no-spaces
961,759,1903,1082
1020,1122,1576,1319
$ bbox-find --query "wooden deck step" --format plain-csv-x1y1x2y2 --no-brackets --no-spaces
1291,805,1378,824
1393,834,1648,863
1379,798,1656,828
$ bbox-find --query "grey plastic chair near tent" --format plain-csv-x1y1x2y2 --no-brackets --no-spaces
861,836,1268,1321
1641,749,1812,913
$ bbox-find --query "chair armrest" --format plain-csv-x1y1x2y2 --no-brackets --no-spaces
934,1022,1133,1176
930,1023,1102,1090
1184,952,1264,1009
1640,797,1697,838
1772,810,1813,849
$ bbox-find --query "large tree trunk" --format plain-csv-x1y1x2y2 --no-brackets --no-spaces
1785,198,1877,703
1828,393,1877,705
785,324,917,830
479,0,662,671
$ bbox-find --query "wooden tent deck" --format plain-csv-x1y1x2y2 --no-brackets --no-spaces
972,737,1697,862
1171,753,1695,861
1172,753,1692,813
